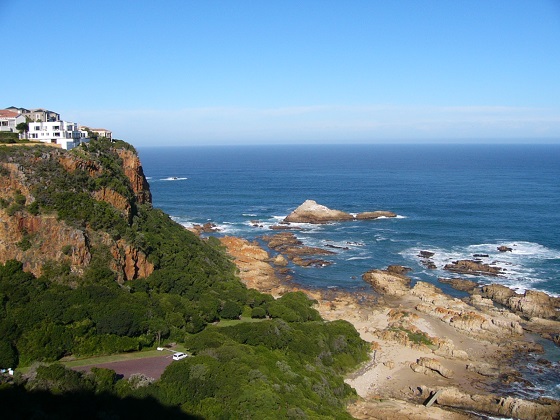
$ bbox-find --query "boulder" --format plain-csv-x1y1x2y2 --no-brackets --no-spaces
415,357,454,378
284,200,353,223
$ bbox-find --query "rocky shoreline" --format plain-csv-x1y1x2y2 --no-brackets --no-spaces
217,235,560,419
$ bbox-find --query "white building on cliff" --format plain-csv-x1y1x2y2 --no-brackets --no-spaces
28,121,90,150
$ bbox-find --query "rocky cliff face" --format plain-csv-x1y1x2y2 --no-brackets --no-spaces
116,148,152,205
0,142,153,281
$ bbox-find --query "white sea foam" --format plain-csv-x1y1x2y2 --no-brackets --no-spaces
242,213,258,217
395,215,407,219
347,256,373,261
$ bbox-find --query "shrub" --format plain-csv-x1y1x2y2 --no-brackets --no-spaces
251,307,267,319
219,300,242,319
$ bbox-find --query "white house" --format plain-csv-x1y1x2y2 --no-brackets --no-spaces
0,109,27,132
90,128,112,140
28,121,90,150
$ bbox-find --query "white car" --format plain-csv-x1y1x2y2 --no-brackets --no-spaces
173,352,187,361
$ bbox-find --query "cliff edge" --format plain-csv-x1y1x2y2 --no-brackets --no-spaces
0,140,153,281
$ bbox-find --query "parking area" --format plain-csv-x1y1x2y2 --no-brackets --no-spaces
74,354,174,380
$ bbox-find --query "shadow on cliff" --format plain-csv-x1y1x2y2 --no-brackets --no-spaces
0,384,201,420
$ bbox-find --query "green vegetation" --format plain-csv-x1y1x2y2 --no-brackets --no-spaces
0,139,369,418
0,132,19,143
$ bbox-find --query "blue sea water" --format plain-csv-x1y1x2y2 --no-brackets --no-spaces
139,144,560,297
139,143,560,399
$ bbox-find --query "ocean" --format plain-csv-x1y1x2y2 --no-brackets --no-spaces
138,144,560,296
138,143,560,400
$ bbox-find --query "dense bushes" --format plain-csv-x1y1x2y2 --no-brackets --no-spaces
159,320,367,418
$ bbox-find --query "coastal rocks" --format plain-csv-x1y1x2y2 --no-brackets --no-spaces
418,386,560,420
219,236,286,296
418,251,437,269
411,282,524,338
283,200,396,224
355,211,398,220
261,232,335,267
479,284,560,320
418,251,435,259
362,268,411,296
431,338,469,360
443,259,504,276
291,256,333,267
410,357,454,378
191,222,220,235
465,362,502,378
347,398,472,420
437,278,479,293
272,254,288,267
497,245,513,252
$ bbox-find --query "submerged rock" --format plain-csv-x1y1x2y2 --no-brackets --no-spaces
497,245,513,252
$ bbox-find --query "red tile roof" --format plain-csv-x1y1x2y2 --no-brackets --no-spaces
0,110,19,118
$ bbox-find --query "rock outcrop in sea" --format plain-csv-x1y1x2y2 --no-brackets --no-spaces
283,199,396,224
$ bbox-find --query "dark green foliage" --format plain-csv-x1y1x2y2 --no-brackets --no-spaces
266,291,322,322
0,132,18,143
26,201,40,215
0,340,17,368
162,321,366,418
219,300,242,319
90,367,117,394
33,363,90,393
251,306,267,318
16,122,28,135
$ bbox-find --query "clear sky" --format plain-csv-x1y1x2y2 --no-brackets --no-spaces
2,0,560,146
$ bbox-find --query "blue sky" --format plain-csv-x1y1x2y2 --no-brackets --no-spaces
2,0,560,146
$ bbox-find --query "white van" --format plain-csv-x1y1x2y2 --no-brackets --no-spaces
173,352,187,361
